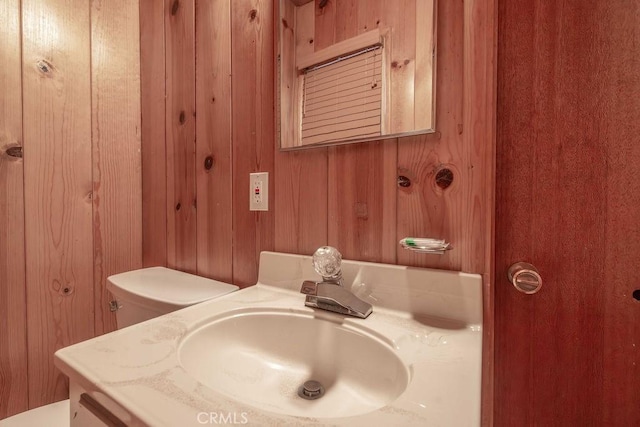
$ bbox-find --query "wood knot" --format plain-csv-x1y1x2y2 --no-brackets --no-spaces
179,110,186,124
391,61,398,68
54,280,74,296
171,0,180,16
5,146,22,158
249,9,257,21
397,175,411,188
435,168,454,190
204,155,214,171
175,202,181,211
36,59,54,75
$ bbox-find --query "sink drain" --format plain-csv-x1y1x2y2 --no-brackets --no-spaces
298,380,325,400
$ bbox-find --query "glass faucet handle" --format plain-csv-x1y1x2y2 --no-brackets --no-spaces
312,246,342,278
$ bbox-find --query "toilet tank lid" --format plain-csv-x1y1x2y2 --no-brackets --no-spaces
106,267,239,307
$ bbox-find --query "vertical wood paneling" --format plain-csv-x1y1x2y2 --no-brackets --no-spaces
165,0,196,273
140,0,167,268
464,1,496,424
0,0,143,415
274,148,328,254
414,0,435,130
195,0,233,282
314,0,336,49
22,0,94,407
231,0,275,286
278,0,303,150
463,0,496,276
328,141,397,263
275,0,328,255
335,0,359,40
397,0,464,271
326,0,398,264
386,0,416,133
91,0,143,335
0,0,28,418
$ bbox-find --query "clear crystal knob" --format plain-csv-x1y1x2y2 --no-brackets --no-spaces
312,246,342,279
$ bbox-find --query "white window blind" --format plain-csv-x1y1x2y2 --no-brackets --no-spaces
301,46,383,146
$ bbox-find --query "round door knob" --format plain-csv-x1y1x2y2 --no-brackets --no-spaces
507,262,542,294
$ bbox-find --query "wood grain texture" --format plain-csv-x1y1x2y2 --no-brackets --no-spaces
195,0,233,283
274,148,328,254
396,0,464,271
295,28,380,69
165,0,197,273
294,1,314,59
600,3,640,421
140,0,167,268
326,0,397,264
496,0,639,424
91,0,143,336
22,0,94,407
386,0,416,133
414,0,435,130
463,1,497,425
275,0,329,255
327,141,397,263
278,0,299,149
231,0,275,287
0,0,28,418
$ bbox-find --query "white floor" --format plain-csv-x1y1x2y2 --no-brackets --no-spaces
0,400,69,427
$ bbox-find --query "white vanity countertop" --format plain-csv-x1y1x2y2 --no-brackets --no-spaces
55,252,483,426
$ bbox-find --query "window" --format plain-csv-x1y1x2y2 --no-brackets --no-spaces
300,45,383,146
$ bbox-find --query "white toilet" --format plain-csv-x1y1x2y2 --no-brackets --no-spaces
0,267,238,426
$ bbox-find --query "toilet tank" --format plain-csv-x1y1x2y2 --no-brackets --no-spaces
107,267,239,329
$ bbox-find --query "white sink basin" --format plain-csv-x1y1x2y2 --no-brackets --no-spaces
55,252,483,426
178,309,410,418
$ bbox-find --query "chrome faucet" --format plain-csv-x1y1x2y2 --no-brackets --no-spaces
300,246,373,319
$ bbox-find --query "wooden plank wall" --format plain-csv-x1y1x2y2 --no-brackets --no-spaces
166,0,198,274
91,0,142,337
195,0,233,283
22,0,95,406
0,0,141,418
142,0,279,286
141,0,494,296
140,0,167,268
141,0,493,308
0,0,28,417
